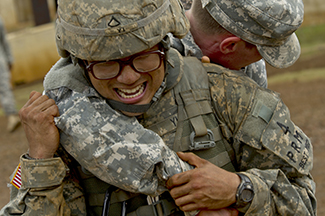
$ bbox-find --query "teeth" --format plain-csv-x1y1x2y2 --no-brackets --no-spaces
117,84,145,99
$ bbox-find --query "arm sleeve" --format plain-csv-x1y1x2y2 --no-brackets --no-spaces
47,88,193,197
0,19,14,65
0,155,86,216
209,71,316,215
244,59,268,88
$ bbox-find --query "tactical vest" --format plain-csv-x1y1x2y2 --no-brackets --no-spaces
76,49,236,216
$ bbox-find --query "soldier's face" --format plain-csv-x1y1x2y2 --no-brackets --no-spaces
88,45,165,116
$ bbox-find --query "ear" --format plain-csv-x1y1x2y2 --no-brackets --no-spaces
219,36,242,54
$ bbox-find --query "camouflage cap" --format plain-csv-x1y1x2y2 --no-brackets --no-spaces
202,0,304,68
55,0,189,61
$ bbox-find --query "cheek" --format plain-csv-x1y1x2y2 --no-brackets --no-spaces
152,67,165,88
89,76,113,98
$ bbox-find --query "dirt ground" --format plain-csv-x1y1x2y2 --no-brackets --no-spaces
0,51,325,214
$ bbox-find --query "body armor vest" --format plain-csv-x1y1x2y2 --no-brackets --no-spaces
76,49,236,216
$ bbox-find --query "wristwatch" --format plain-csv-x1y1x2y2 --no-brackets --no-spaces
234,173,254,209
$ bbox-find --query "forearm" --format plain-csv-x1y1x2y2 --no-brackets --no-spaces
58,113,192,196
49,88,193,196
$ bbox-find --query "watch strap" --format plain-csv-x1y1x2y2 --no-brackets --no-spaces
234,173,254,212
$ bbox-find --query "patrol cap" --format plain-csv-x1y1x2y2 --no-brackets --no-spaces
202,0,304,68
55,0,189,61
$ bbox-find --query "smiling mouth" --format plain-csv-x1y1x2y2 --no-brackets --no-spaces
116,83,146,99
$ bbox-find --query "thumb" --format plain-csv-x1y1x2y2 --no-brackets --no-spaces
176,152,206,168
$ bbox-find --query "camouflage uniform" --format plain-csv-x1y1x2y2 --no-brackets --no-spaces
0,48,316,215
180,0,192,10
175,0,304,88
201,0,303,69
0,17,17,115
176,0,268,88
1,0,315,215
44,57,193,197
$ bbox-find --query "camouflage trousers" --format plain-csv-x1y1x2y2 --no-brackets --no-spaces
0,64,17,115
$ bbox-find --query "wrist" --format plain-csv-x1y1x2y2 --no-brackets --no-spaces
234,173,255,213
25,153,45,160
28,150,55,159
230,172,241,205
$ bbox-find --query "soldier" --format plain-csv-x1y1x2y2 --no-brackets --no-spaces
173,0,304,88
1,0,316,215
0,17,20,132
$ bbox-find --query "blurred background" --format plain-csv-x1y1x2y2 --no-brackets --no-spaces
0,0,325,214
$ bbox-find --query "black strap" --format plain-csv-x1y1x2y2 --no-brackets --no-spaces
107,99,152,113
127,198,179,216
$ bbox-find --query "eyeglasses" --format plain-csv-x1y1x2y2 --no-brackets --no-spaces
86,50,165,80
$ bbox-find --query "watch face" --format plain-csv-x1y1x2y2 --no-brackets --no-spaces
241,189,254,202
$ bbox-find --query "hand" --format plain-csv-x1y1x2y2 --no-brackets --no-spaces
19,91,60,159
166,152,240,212
197,208,238,216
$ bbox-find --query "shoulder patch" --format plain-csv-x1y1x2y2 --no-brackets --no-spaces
261,100,313,175
10,164,21,189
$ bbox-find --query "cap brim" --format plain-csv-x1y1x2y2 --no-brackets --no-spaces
257,33,301,69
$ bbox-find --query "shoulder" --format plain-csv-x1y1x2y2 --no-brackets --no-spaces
205,63,259,92
43,57,90,93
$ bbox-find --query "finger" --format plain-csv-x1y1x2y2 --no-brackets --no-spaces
166,170,191,189
34,102,60,119
29,91,40,99
168,180,193,199
35,97,57,113
177,152,207,167
26,92,56,113
23,91,52,110
173,194,199,211
44,103,60,118
229,208,239,216
201,56,210,63
22,91,42,108
20,97,59,123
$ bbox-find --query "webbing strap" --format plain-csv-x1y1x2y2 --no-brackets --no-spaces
126,198,179,216
180,90,208,137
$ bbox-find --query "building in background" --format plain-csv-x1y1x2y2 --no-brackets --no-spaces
0,0,59,86
0,0,57,32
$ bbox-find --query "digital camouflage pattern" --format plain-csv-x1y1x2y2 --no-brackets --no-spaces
180,0,192,9
48,77,193,196
1,155,86,216
202,0,304,68
0,48,316,215
0,17,17,115
55,0,189,61
0,0,315,214
177,0,268,88
169,32,268,88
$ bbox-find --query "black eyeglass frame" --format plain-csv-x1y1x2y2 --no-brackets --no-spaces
85,50,165,80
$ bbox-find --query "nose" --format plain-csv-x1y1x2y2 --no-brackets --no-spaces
116,65,141,84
